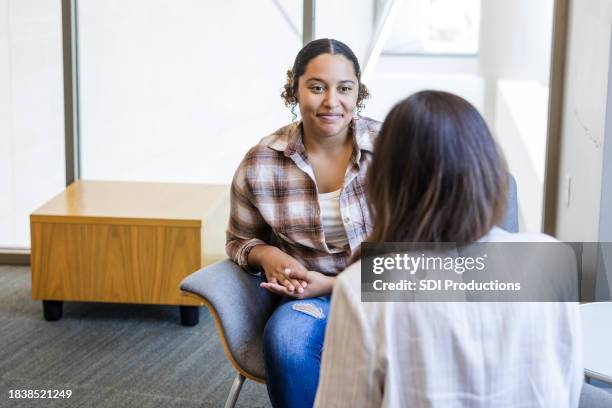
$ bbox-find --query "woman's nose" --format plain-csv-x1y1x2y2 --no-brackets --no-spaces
323,90,339,107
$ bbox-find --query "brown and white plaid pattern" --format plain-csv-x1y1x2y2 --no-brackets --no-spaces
226,117,381,274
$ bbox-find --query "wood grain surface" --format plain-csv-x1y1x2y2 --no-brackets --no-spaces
30,181,229,306
30,180,228,227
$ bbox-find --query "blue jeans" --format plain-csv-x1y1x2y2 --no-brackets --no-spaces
262,296,330,408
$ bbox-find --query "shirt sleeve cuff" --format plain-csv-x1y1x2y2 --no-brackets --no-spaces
235,238,267,273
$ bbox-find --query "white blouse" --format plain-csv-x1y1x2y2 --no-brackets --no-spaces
315,228,583,408
318,188,349,251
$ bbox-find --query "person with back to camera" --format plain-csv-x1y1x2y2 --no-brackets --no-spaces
225,38,380,408
312,90,584,407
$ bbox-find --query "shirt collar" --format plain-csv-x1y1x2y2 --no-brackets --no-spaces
284,122,307,158
352,117,375,153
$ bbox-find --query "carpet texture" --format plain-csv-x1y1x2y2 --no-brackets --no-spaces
0,266,271,407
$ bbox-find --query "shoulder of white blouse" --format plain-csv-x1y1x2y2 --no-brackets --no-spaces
336,262,363,303
480,227,559,243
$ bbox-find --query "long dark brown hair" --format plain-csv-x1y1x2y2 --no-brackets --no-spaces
366,90,508,244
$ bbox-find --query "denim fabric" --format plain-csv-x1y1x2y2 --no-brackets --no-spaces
263,296,331,408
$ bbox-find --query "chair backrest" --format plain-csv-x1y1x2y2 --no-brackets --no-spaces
499,174,518,232
579,383,612,408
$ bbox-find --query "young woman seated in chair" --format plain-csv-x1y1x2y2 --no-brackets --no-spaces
226,38,379,408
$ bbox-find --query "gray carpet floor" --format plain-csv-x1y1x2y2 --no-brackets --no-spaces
0,266,271,407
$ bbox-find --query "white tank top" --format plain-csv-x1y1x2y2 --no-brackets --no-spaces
318,188,349,251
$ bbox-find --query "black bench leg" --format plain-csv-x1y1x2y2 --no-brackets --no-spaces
43,300,63,321
180,306,199,326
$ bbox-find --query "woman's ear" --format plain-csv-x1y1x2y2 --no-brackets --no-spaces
356,83,370,114
358,83,370,101
290,81,298,104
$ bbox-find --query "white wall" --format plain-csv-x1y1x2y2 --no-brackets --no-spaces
598,40,612,300
601,44,612,243
0,0,65,248
553,0,612,301
555,0,612,242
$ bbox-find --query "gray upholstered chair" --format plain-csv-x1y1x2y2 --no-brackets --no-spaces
500,175,519,233
580,383,612,407
181,260,275,407
180,176,519,408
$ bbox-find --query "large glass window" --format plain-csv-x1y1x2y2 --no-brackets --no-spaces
0,0,65,248
380,0,481,55
0,0,557,250
77,1,303,184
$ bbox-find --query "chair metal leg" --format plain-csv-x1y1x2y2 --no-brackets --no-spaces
224,373,246,408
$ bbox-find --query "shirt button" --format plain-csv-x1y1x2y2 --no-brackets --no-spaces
344,216,351,223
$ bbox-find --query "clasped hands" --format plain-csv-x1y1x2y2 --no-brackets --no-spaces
258,247,335,299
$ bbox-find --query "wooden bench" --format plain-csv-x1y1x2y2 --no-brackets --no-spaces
30,180,228,326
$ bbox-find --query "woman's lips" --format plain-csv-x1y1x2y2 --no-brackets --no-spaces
316,113,343,123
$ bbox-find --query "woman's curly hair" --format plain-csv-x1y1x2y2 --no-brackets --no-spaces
281,39,370,121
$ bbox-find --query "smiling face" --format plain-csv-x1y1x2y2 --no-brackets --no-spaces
296,53,359,141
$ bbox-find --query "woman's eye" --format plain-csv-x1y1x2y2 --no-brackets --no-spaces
310,86,324,93
340,86,353,93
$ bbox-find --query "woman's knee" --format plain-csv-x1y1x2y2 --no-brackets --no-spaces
263,299,329,369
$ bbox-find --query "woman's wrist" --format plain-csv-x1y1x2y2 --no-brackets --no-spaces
247,244,277,271
323,274,337,294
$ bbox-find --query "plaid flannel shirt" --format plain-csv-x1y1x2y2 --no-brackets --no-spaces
226,117,381,274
